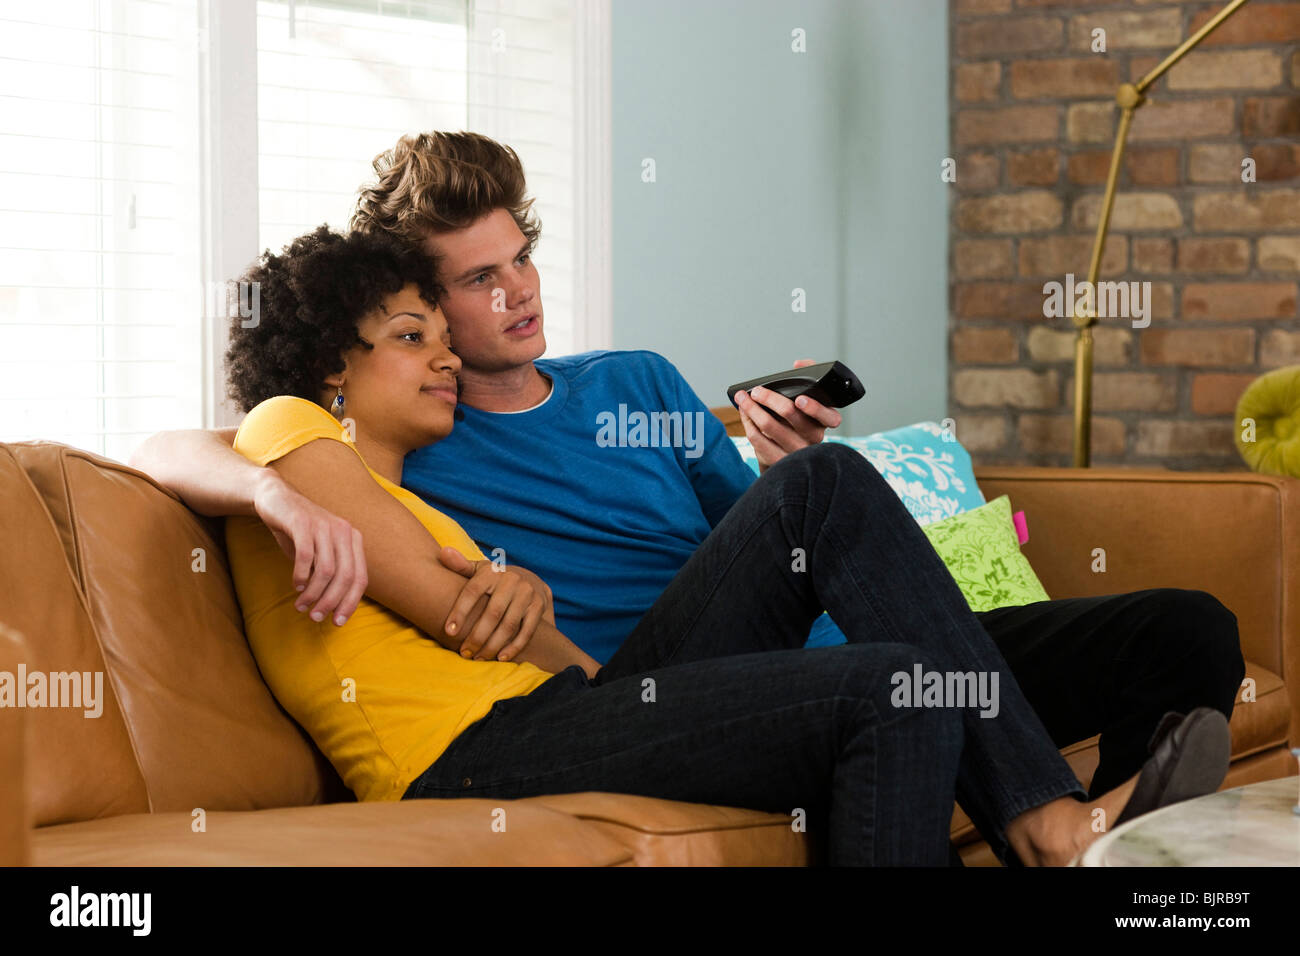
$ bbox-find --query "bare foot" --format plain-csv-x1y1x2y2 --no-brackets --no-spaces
1004,775,1138,866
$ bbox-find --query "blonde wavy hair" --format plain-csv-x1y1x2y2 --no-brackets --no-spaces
351,131,541,256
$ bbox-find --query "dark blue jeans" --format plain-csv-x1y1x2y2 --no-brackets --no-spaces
404,443,1087,864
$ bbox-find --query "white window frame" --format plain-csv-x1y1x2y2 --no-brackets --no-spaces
197,0,260,429
199,0,612,429
572,0,613,362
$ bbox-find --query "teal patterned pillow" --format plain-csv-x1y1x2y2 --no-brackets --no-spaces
920,495,1049,612
731,421,985,526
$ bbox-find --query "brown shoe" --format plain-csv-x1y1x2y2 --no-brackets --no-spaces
1114,707,1231,827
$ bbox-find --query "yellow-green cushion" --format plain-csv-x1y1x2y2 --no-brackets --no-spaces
921,495,1050,612
1235,365,1300,477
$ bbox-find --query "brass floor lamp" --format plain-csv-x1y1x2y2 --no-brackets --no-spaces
1071,0,1252,467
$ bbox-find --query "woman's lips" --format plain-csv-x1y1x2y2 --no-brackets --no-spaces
422,387,458,405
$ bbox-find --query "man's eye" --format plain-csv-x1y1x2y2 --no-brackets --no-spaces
472,274,488,285
517,253,530,264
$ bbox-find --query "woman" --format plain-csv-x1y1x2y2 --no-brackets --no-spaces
222,226,1230,866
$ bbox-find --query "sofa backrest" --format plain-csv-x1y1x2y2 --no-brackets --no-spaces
974,466,1297,676
1,442,338,826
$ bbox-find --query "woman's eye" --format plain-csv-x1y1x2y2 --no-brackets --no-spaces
400,331,423,343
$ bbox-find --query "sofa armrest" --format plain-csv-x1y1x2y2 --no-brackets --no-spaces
975,465,1300,747
0,623,30,865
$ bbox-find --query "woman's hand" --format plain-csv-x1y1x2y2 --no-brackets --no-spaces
252,469,368,626
437,546,550,662
504,564,556,625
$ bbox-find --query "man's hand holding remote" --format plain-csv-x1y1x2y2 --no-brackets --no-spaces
733,358,843,473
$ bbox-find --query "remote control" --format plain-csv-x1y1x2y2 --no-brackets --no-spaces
727,360,865,410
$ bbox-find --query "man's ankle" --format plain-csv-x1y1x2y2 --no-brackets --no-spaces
1006,796,1085,867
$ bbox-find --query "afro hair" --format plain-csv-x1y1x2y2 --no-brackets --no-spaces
224,225,443,413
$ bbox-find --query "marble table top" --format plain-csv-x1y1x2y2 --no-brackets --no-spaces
1079,775,1300,866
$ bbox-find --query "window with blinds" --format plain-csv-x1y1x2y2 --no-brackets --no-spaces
1,0,598,461
0,0,203,462
467,0,577,358
256,0,580,357
256,0,470,252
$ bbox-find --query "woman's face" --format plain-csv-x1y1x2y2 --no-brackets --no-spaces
330,283,461,449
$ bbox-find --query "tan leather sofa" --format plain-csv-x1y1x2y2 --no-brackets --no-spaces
1,436,1294,866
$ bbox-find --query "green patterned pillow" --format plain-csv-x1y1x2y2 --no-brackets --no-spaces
921,495,1049,612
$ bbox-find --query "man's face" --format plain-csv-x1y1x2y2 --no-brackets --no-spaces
422,208,544,373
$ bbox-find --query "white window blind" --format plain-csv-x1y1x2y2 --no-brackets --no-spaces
256,0,470,251
467,0,577,358
0,0,203,461
1,0,605,460
256,0,585,358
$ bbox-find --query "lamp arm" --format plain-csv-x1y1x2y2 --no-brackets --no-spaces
1135,0,1252,95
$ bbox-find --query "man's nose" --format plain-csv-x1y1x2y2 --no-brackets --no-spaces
501,268,534,305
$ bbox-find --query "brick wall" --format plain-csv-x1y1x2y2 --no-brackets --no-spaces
948,0,1300,470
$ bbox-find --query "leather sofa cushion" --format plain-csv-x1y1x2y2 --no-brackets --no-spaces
31,798,633,866
6,443,334,814
0,623,31,862
0,446,150,826
1230,661,1290,758
527,791,809,865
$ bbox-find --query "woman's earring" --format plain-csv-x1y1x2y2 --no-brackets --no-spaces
331,387,345,419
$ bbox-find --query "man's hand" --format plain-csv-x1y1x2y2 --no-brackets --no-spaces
734,358,843,473
251,469,368,627
437,546,549,663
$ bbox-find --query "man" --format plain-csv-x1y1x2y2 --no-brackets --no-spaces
133,130,1243,806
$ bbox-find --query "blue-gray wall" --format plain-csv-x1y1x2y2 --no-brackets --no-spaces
611,0,949,435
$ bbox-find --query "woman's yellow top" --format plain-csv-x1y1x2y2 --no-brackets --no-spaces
224,396,553,801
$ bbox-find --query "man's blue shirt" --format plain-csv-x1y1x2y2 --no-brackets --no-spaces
402,349,843,663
